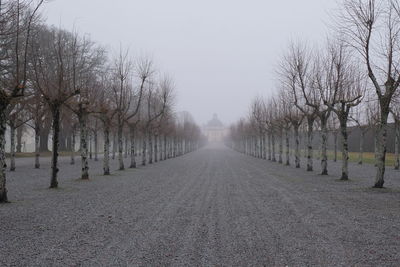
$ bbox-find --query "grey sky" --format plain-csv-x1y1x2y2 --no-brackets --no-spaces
43,0,337,126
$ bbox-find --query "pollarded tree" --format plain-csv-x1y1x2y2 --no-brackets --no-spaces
250,97,266,159
25,86,47,168
111,47,133,171
306,48,337,176
0,0,44,202
7,102,30,171
125,57,154,168
65,33,106,180
283,87,304,168
30,25,81,188
282,41,317,171
323,41,365,180
95,69,116,175
142,75,173,165
278,88,301,166
340,0,400,187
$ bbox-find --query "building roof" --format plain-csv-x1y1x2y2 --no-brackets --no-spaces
206,114,223,128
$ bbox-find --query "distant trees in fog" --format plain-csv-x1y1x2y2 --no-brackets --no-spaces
228,0,400,188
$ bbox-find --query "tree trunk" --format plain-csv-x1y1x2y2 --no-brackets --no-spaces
117,118,124,170
306,117,314,171
124,135,128,159
278,130,283,163
16,126,23,153
333,131,338,162
271,133,276,162
79,111,89,180
358,130,364,165
267,132,271,160
164,135,167,160
142,132,147,166
89,132,92,160
374,107,389,188
294,125,300,168
94,130,98,161
70,130,75,165
339,116,349,180
50,105,60,189
129,126,136,168
285,129,290,166
262,134,266,159
148,133,153,164
154,134,159,162
112,133,116,160
103,123,110,175
9,122,16,171
0,105,9,203
320,118,328,175
34,123,40,169
394,120,399,170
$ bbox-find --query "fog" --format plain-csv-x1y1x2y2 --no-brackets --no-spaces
43,0,337,126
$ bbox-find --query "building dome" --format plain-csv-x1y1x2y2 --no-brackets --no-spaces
207,114,223,128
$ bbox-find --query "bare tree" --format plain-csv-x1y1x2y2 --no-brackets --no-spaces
340,0,400,187
125,57,153,168
111,47,133,171
142,75,173,165
30,26,81,188
323,41,365,180
282,41,317,171
0,0,44,202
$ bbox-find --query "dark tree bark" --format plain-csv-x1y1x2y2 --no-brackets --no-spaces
70,128,75,165
320,116,329,175
103,123,110,175
271,133,276,162
50,105,61,189
34,122,40,169
78,109,89,180
339,118,349,180
94,130,98,162
9,122,16,171
117,117,124,170
154,134,159,163
142,132,147,166
148,133,153,164
293,124,301,168
394,119,399,170
285,129,290,166
306,116,314,171
129,126,136,168
0,105,9,203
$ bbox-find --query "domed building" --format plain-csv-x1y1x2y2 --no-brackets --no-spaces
203,114,228,142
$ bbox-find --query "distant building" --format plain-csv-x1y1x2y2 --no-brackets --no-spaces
203,114,228,142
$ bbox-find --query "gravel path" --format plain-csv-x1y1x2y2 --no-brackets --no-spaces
1,144,400,266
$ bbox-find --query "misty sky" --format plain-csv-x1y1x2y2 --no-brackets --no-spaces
43,0,338,126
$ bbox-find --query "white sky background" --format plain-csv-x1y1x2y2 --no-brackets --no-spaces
43,0,338,126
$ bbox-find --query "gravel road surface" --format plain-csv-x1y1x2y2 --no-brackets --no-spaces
1,144,400,266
